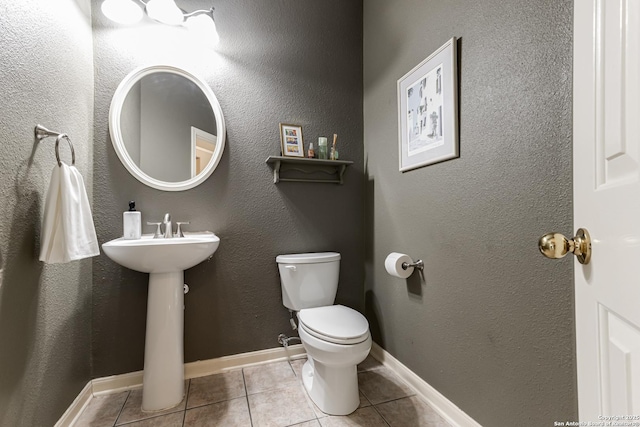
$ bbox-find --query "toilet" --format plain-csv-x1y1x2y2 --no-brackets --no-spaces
276,252,372,416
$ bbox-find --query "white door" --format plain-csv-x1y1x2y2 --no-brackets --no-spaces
574,0,640,420
190,126,217,178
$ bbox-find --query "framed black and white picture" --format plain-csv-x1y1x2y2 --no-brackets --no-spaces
397,37,458,172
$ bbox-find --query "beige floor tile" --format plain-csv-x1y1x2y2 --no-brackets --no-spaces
187,370,246,408
184,397,251,427
115,385,187,425
357,355,383,372
243,360,298,394
309,391,372,419
358,392,372,409
298,381,323,419
289,421,321,427
317,407,388,427
358,368,414,405
289,357,307,380
118,411,184,427
375,396,452,426
247,383,316,427
75,391,129,427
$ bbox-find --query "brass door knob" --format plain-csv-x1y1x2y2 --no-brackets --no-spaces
538,228,592,265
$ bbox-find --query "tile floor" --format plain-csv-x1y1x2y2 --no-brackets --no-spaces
74,355,452,427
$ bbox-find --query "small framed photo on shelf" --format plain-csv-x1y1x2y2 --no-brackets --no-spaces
397,37,458,172
279,123,304,158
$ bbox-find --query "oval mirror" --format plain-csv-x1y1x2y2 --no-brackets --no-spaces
109,65,225,191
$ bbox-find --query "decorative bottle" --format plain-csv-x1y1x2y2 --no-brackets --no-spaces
318,137,328,159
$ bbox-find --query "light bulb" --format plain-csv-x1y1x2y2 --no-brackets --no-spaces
101,0,143,25
145,0,184,26
185,14,220,47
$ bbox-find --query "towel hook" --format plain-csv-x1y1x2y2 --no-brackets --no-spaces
35,124,76,167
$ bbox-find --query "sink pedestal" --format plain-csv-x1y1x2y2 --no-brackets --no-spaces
142,271,184,411
101,232,220,412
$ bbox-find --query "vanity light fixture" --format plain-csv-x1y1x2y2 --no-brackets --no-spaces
183,11,220,46
101,0,219,44
145,0,183,25
101,0,144,24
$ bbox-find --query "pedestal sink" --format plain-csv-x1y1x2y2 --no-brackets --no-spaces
102,232,219,411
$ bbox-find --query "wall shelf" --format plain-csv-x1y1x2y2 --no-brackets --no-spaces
266,156,354,184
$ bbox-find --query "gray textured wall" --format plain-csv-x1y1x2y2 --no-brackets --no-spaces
363,0,576,425
0,0,580,423
91,0,364,377
0,0,94,425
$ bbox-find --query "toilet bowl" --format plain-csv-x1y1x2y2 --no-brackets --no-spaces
297,305,371,415
276,252,372,416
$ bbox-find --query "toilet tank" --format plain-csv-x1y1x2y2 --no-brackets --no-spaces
276,252,341,311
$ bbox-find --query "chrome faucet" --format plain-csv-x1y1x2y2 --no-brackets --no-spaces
162,213,172,238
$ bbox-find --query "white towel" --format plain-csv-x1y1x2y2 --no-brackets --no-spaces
39,162,99,264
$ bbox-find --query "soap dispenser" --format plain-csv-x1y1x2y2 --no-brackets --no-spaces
123,201,141,240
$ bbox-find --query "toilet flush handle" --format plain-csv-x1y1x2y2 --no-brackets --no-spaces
285,265,297,272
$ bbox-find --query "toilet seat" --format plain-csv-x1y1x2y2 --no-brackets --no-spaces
298,305,369,345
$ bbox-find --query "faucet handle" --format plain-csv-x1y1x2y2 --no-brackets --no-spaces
175,221,190,238
146,222,163,239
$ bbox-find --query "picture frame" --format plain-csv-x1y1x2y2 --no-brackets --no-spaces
279,123,304,158
397,37,458,172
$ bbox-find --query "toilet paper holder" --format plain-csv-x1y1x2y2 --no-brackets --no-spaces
402,259,424,271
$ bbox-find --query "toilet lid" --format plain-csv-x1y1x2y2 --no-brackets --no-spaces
298,305,369,343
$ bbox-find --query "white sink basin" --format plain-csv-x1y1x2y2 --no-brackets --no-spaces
102,231,219,273
101,231,219,412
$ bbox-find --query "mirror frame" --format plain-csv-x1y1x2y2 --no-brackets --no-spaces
109,64,226,191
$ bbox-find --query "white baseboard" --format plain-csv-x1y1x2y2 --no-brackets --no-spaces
57,344,306,426
186,343,306,379
370,343,482,427
59,342,478,427
54,382,92,427
91,343,306,396
91,370,145,396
